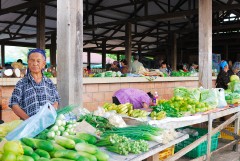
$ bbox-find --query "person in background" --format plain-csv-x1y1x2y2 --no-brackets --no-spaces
182,64,188,72
189,62,198,72
228,62,240,77
120,59,129,74
87,65,92,74
159,61,171,76
130,55,144,73
109,61,120,72
9,48,60,120
216,60,230,90
112,88,153,109
17,59,23,64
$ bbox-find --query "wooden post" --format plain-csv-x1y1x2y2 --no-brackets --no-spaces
102,40,106,69
50,32,56,67
87,51,91,66
207,113,213,160
1,44,5,67
37,0,45,49
57,0,83,107
125,22,132,68
117,53,120,61
233,112,239,151
138,44,142,56
199,0,212,88
171,33,177,70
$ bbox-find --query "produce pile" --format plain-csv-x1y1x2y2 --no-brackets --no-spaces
103,103,148,118
0,113,109,161
96,134,149,155
171,70,191,77
150,96,211,118
0,104,181,160
225,75,240,104
93,71,123,77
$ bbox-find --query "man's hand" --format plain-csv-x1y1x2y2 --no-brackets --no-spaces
142,102,149,108
53,102,59,110
12,105,29,120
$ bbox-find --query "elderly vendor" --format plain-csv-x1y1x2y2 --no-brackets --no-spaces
9,48,60,120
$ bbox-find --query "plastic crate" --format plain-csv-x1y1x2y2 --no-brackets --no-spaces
220,125,240,141
175,127,220,158
159,145,174,161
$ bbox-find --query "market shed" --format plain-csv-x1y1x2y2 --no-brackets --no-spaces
0,0,239,106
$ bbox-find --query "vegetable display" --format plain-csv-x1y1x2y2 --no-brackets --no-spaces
78,114,114,132
102,124,177,144
103,103,148,118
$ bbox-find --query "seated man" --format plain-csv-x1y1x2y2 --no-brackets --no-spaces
113,88,153,109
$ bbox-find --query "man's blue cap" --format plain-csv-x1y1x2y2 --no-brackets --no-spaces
219,61,228,69
27,48,46,60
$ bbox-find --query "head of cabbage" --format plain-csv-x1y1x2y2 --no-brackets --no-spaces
230,75,239,82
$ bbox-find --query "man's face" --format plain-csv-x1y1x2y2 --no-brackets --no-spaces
28,52,46,74
162,64,167,68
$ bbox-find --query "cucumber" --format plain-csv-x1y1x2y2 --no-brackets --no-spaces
54,136,75,149
76,156,90,161
21,138,54,152
75,142,98,155
17,155,34,161
77,151,97,161
38,158,51,161
76,133,97,144
52,149,81,160
94,150,109,161
22,145,34,156
66,135,85,144
35,149,50,159
30,152,40,161
51,158,75,161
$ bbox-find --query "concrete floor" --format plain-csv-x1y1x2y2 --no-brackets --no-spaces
177,141,240,161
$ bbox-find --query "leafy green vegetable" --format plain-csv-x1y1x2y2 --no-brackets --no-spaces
78,114,114,132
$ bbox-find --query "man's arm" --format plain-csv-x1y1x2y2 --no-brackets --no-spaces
12,104,29,120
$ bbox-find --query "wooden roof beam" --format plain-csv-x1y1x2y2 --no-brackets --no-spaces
0,0,55,16
84,4,240,30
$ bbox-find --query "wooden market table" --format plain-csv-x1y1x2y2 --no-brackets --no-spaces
162,106,240,161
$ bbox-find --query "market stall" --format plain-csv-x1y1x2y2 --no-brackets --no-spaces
0,76,216,122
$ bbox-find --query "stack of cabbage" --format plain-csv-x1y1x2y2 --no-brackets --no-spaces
226,75,240,104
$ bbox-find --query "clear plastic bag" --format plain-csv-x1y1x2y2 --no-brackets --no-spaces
216,88,227,108
6,103,57,140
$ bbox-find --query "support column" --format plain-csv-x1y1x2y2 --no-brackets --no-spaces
50,32,56,67
37,0,45,49
1,44,5,67
199,0,212,89
138,44,142,56
171,33,177,70
117,53,120,61
225,44,229,60
57,0,84,107
87,51,91,66
102,40,106,69
125,22,132,68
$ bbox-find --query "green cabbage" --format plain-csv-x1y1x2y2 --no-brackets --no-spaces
228,81,240,93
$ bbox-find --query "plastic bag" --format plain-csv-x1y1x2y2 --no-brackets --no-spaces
217,88,227,108
200,89,219,109
6,103,57,140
